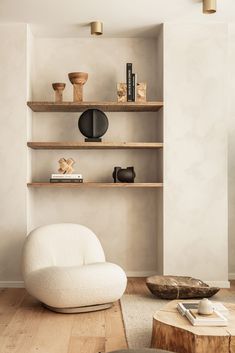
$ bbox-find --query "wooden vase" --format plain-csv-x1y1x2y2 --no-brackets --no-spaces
68,72,88,102
52,83,66,103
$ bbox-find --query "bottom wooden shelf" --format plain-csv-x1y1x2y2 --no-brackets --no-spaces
27,182,163,188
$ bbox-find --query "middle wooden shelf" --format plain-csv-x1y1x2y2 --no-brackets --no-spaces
27,142,164,150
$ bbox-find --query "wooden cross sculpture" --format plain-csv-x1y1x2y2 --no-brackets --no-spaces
58,158,75,174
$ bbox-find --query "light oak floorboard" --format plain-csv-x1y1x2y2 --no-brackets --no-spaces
0,289,26,336
0,279,234,353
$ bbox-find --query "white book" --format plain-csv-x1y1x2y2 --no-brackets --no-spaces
51,174,82,179
185,308,228,327
177,302,228,317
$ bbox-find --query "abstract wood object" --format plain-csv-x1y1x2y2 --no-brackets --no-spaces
58,157,75,174
151,300,235,353
68,72,88,102
52,83,66,103
137,83,147,102
146,275,220,299
117,83,127,103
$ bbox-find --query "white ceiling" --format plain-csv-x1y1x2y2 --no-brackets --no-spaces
0,0,235,37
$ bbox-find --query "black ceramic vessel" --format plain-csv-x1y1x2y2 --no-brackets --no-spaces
112,167,136,183
78,109,109,142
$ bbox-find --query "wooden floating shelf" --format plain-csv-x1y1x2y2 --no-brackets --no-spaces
27,142,164,150
27,101,164,112
27,182,163,188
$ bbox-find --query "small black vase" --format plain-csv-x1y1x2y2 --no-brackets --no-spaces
112,167,136,183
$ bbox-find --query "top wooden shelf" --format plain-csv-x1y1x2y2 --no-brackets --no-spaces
27,101,164,112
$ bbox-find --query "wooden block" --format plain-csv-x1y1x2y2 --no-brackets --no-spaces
137,82,147,102
117,83,127,103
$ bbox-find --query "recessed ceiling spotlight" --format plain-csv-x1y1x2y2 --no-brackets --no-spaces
203,0,216,14
90,21,103,35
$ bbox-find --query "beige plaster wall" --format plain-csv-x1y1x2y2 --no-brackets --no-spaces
0,24,28,283
228,24,235,278
163,23,228,285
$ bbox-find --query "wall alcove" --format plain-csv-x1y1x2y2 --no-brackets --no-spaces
27,34,164,276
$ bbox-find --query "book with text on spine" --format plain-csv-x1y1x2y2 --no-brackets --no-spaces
126,63,133,102
50,178,83,183
132,73,137,101
51,174,82,179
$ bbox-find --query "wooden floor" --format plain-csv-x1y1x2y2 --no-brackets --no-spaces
0,278,234,353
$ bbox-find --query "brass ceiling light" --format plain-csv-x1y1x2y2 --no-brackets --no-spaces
203,0,216,14
90,21,103,35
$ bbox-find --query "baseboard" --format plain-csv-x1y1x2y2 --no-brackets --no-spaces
205,280,230,288
0,278,230,288
0,281,24,288
229,273,235,280
126,271,157,277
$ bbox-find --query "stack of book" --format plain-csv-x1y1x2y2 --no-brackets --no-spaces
177,302,228,327
126,63,137,102
50,174,83,183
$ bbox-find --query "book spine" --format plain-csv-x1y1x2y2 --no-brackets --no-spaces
132,73,135,102
50,179,83,183
51,174,82,179
134,74,137,101
126,63,133,102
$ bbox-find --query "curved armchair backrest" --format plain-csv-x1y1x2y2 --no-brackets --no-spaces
22,223,105,276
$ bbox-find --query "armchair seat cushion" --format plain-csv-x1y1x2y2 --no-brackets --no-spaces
24,262,126,308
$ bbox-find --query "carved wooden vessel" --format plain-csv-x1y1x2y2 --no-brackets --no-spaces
146,275,220,299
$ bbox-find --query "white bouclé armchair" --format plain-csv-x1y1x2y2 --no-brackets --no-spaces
22,223,127,313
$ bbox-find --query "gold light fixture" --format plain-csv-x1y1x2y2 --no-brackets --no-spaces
203,0,216,14
90,21,103,35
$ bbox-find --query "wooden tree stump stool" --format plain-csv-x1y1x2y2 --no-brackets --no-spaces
151,300,235,353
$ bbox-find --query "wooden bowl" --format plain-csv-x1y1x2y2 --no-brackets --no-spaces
146,275,220,299
52,83,66,91
68,72,88,85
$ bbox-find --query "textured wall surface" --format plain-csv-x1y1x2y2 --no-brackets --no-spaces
0,24,28,281
163,23,228,283
228,24,235,277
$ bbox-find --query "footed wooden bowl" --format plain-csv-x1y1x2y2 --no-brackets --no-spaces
68,72,88,85
52,83,66,102
52,82,66,91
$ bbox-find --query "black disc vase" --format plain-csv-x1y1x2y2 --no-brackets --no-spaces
78,109,109,142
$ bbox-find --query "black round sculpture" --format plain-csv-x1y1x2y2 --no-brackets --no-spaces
112,167,136,183
78,109,109,142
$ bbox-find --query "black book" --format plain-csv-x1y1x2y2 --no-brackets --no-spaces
50,178,83,183
126,63,133,102
132,73,136,101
